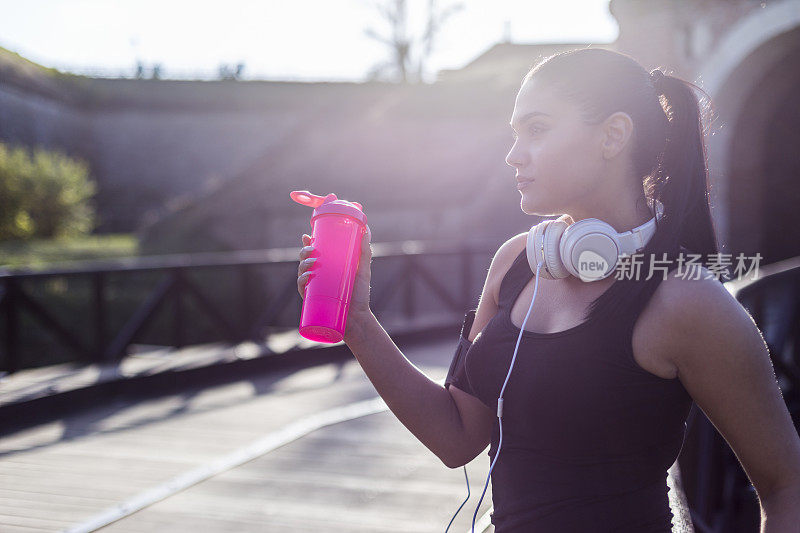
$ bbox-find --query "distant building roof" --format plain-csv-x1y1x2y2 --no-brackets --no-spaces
436,41,616,85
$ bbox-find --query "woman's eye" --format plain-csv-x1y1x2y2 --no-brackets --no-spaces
511,126,544,140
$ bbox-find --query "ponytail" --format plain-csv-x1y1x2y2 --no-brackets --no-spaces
652,69,720,257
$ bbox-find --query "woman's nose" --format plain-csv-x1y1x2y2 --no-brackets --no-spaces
506,143,524,168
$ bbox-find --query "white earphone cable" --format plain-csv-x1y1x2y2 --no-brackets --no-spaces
446,260,544,533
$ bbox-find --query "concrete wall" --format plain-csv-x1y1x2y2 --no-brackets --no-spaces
0,74,393,233
0,82,91,161
88,108,301,232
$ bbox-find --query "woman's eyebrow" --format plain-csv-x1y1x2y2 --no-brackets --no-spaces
509,111,551,130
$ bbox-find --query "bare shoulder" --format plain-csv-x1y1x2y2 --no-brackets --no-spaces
486,232,528,304
502,231,528,262
642,265,747,374
653,265,738,324
497,231,528,260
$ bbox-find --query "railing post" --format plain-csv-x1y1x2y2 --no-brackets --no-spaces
92,272,107,364
3,278,19,374
404,255,415,319
173,268,185,349
695,416,713,521
240,264,256,341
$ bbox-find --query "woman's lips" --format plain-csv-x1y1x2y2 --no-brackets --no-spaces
516,179,534,190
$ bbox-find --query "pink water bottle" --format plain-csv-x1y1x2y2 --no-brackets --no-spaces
290,190,368,343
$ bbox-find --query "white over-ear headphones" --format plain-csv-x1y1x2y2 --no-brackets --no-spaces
526,197,665,282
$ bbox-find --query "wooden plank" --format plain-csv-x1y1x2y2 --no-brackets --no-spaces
0,339,462,532
0,492,118,507
0,511,70,532
94,410,491,533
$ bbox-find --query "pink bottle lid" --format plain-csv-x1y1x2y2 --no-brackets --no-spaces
290,190,368,226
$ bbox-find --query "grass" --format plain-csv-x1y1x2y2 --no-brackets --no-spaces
0,233,141,271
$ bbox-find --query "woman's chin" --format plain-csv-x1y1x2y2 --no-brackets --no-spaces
520,202,541,216
520,198,559,217
519,193,541,212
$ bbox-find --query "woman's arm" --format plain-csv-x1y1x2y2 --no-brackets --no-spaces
336,234,523,469
656,267,800,532
343,311,468,467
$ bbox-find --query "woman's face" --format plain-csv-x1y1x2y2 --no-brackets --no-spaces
506,77,607,217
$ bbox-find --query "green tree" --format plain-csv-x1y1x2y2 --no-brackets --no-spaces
0,141,97,241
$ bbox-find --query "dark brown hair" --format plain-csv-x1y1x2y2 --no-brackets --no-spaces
523,47,722,320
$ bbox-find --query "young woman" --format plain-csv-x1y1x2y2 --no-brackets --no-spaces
296,48,800,532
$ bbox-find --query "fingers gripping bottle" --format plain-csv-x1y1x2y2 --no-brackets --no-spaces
290,190,368,343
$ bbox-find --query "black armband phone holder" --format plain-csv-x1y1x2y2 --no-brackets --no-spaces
445,309,477,389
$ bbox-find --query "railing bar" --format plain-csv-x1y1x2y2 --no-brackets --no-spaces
92,272,106,364
173,269,185,349
180,271,240,340
254,280,300,331
0,242,496,281
103,274,175,362
239,264,257,341
15,283,92,360
730,254,800,301
2,279,19,374
371,259,405,315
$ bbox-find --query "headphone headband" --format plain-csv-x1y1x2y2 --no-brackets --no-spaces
616,197,664,254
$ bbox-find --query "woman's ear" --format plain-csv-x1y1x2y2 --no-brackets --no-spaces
601,111,634,160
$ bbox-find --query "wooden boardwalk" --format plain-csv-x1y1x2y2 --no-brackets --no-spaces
0,335,694,532
0,337,495,532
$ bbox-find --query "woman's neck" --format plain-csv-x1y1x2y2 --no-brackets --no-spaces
566,192,654,234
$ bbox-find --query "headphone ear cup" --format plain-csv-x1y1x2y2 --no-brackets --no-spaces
526,221,548,278
542,218,571,279
527,218,571,280
559,219,620,281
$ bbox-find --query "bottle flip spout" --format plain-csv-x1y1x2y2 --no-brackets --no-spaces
290,190,337,208
290,190,362,211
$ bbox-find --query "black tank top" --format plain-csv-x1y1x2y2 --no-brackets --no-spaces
445,247,694,532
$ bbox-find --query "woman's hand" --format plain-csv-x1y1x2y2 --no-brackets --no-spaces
297,225,374,334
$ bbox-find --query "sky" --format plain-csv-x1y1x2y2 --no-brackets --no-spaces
0,0,618,82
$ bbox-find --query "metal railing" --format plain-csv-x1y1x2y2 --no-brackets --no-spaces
0,240,496,374
684,255,800,532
